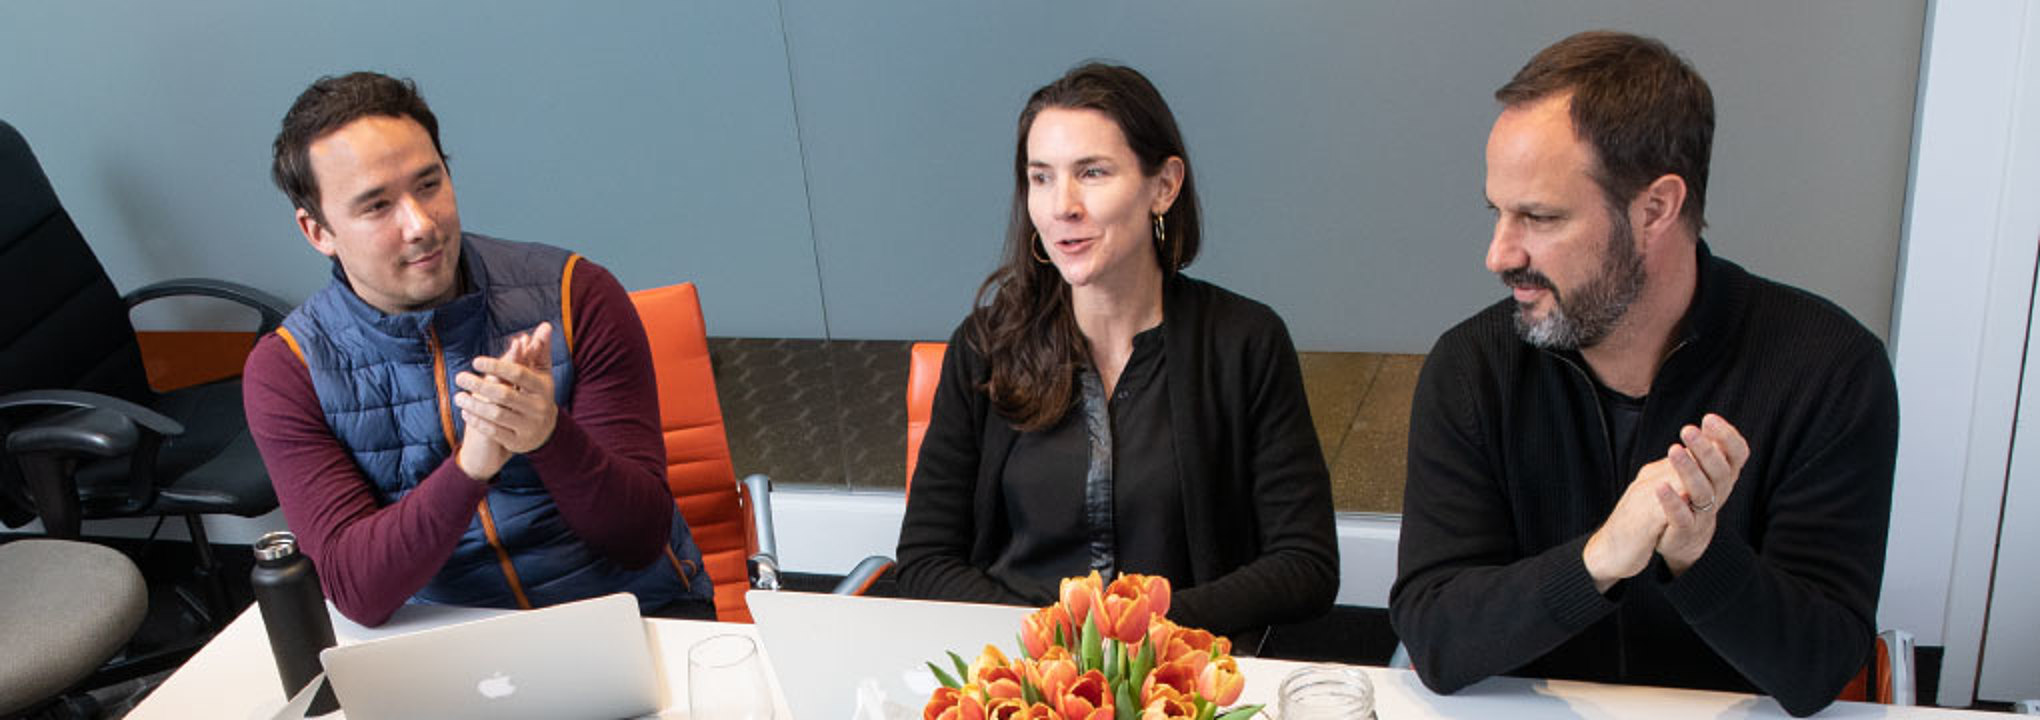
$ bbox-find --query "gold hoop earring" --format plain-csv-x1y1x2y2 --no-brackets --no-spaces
1154,213,1180,271
1031,232,1051,264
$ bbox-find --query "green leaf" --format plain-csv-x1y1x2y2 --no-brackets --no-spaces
1214,705,1264,720
1127,650,1153,690
1195,701,1216,720
948,651,972,684
1021,676,1041,705
1081,615,1103,672
927,661,961,690
1114,681,1140,720
1104,640,1121,686
1017,631,1031,660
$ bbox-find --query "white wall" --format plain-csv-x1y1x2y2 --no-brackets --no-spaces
766,493,1403,608
1885,0,2040,706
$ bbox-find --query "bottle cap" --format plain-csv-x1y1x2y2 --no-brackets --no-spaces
254,531,300,562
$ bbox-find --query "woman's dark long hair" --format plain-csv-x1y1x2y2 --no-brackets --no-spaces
969,62,1202,431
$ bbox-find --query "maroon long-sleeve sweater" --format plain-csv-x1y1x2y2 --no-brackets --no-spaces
243,259,671,627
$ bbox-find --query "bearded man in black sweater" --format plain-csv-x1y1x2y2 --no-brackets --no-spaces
1389,30,1898,718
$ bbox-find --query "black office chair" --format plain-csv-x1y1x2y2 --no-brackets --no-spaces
0,118,285,628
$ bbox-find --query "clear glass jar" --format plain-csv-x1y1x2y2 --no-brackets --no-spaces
1278,665,1375,719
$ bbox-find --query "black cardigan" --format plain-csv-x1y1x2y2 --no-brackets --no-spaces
896,276,1339,636
1389,243,1898,717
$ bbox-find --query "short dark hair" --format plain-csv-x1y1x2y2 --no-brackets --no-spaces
271,72,446,226
1496,30,1713,232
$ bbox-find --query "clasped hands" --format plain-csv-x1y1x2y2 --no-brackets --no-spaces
452,323,559,482
1584,413,1750,593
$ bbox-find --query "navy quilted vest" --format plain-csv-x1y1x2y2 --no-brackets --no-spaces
279,233,709,612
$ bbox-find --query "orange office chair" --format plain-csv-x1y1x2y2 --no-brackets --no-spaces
904,342,947,493
1839,629,1916,705
630,283,891,622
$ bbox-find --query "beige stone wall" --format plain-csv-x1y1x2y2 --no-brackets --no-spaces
709,339,1417,514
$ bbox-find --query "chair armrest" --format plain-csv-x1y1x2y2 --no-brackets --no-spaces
0,392,174,533
1881,628,1916,706
5,406,139,457
739,473,783,590
830,555,894,596
125,278,292,334
0,389,183,436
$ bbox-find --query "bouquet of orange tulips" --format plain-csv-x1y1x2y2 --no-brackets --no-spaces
922,572,1261,720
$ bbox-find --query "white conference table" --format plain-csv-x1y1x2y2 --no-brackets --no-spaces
126,598,769,719
128,594,1996,719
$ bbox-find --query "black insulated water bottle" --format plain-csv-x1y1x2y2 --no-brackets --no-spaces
251,530,340,715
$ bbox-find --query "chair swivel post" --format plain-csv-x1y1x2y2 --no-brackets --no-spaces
742,473,784,591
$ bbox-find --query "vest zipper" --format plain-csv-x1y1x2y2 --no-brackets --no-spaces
430,325,533,610
662,546,695,591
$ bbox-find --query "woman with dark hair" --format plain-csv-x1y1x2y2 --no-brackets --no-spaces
895,63,1338,638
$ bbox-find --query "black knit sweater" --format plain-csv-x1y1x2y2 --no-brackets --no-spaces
896,276,1340,636
1390,242,1898,717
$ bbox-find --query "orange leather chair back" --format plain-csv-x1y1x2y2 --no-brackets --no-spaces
904,342,948,494
1837,634,1895,704
134,330,259,391
629,283,752,623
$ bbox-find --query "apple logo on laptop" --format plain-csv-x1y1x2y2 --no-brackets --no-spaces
477,672,517,700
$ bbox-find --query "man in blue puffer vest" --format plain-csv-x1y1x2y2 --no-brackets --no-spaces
243,71,714,626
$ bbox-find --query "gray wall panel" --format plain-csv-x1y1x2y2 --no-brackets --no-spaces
3,2,1920,350
0,1,823,337
781,0,1922,350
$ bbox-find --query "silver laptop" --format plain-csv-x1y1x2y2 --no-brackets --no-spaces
319,592,663,720
746,590,1030,718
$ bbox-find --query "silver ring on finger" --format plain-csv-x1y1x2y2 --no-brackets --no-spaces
1690,498,1716,513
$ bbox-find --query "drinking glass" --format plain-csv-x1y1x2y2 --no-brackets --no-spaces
1278,665,1375,719
688,634,777,720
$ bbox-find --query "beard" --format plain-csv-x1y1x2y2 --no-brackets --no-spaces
1501,215,1646,350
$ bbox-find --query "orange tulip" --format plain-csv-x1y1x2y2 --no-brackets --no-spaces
965,645,1026,701
1197,656,1245,707
1145,617,1179,658
1110,574,1171,620
973,644,1013,672
1141,656,1200,701
1056,669,1114,720
1059,572,1105,629
1139,687,1199,720
1148,618,1229,665
924,686,988,720
978,667,1026,701
1021,605,1075,658
1097,574,1170,645
985,697,1061,720
1027,646,1079,700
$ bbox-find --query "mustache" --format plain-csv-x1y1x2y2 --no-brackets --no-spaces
1499,268,1556,293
